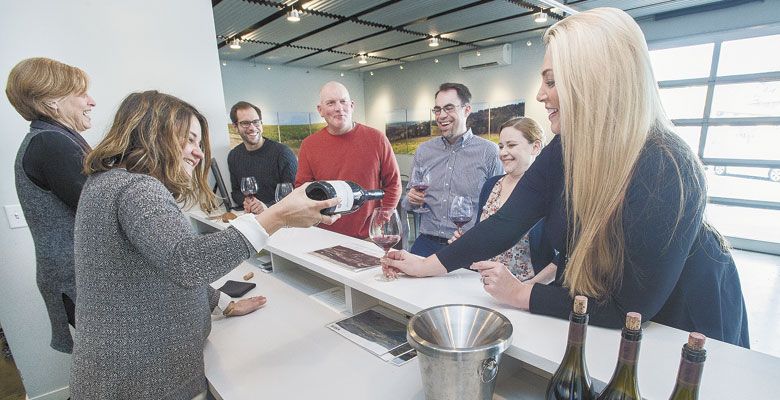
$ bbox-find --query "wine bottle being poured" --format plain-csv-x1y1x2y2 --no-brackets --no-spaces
305,180,384,216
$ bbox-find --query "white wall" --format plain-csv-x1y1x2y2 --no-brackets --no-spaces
220,61,366,127
0,1,230,398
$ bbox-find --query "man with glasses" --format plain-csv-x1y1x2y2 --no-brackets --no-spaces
403,83,503,256
296,81,401,239
227,101,297,213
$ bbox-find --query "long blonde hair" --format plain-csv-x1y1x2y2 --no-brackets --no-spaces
544,8,675,299
84,90,217,212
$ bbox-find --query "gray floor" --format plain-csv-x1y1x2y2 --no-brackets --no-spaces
732,249,780,358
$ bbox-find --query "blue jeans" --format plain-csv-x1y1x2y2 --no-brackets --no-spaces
410,234,449,257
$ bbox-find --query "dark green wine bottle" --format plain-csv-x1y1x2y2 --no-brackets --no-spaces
668,332,707,400
596,312,643,400
546,295,596,400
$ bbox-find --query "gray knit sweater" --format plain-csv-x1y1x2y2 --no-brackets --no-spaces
71,169,254,399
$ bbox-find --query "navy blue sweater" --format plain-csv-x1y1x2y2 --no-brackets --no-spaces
438,132,750,347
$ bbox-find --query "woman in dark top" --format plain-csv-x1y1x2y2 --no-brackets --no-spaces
6,57,96,353
383,8,749,347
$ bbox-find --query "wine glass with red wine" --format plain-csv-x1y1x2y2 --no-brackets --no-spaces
369,207,402,281
240,177,258,201
409,167,431,213
449,195,473,235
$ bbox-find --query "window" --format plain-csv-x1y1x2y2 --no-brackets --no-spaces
650,31,780,252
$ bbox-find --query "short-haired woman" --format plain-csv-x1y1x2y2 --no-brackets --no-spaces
69,90,340,398
6,57,97,353
383,8,749,347
449,117,557,283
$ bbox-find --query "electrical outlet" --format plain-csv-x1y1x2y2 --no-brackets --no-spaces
5,205,28,229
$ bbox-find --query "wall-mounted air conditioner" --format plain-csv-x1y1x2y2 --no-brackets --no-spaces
458,44,512,70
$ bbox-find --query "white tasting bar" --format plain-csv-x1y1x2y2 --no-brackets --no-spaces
191,210,778,399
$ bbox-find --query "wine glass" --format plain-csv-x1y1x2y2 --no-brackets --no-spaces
369,207,402,281
240,176,258,201
449,195,473,235
409,166,431,213
275,182,293,203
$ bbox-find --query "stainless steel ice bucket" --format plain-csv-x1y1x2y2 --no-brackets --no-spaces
407,304,513,400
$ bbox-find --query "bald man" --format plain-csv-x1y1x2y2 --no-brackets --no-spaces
295,81,401,239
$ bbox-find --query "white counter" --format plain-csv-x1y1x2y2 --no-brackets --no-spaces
193,211,779,399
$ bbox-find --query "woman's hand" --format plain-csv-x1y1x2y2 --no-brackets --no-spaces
222,296,267,317
243,197,267,215
447,229,463,244
381,250,447,279
471,261,532,310
256,183,341,234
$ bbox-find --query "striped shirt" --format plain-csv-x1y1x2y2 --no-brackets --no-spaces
402,129,503,238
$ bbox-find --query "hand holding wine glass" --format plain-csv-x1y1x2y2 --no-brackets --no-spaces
449,195,473,235
408,167,431,213
369,207,402,281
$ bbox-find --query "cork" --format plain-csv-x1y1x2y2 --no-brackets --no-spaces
687,332,706,350
625,312,642,331
243,271,254,281
573,295,588,315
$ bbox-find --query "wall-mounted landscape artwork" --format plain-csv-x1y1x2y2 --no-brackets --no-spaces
226,111,325,155
386,100,525,155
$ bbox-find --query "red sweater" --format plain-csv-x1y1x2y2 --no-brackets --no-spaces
295,123,401,238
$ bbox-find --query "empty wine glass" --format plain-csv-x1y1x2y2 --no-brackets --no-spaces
449,195,473,235
369,207,402,282
240,176,258,201
409,166,431,213
275,182,293,203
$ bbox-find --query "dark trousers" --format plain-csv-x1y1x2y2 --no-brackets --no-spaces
410,234,449,257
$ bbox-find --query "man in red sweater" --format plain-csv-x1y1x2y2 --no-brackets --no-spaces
295,81,401,239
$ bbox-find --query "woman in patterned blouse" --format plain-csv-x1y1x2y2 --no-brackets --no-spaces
450,117,557,283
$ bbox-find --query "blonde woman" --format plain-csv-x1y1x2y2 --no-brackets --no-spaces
449,117,557,284
70,91,340,398
7,57,96,353
383,8,749,347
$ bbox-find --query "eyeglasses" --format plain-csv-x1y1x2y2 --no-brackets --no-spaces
431,104,464,115
238,119,262,128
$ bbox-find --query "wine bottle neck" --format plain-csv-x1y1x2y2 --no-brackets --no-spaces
674,347,706,387
363,189,384,200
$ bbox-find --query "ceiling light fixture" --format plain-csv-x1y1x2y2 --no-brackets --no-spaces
267,66,272,70
287,9,301,22
399,65,404,70
429,37,439,47
340,73,344,77
476,51,481,57
370,71,374,76
534,11,548,23
358,54,368,64
229,38,241,50
221,60,227,66
526,40,532,47
434,58,439,63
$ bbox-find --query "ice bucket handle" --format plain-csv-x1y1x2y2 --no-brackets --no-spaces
479,357,498,383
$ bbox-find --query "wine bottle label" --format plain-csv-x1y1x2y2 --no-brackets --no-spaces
618,340,640,364
676,358,703,385
326,180,355,213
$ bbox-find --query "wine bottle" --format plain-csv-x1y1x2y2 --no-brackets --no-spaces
546,295,596,400
596,312,643,400
668,332,707,400
305,180,384,215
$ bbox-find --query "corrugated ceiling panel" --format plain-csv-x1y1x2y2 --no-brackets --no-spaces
472,31,545,48
372,39,439,59
445,15,544,43
242,13,336,43
355,59,402,72
213,0,281,38
406,1,533,36
255,47,320,64
302,0,392,16
360,0,476,27
286,51,353,67
400,45,467,61
565,0,720,16
334,30,421,54
292,21,384,49
218,42,277,60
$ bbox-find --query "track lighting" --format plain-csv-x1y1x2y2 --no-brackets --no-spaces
287,9,301,22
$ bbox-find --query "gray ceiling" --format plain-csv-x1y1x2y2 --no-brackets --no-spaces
213,0,739,71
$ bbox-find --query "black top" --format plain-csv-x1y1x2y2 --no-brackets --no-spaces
227,138,297,206
477,174,556,272
22,119,91,210
438,133,750,347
